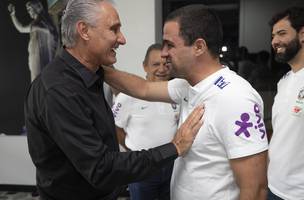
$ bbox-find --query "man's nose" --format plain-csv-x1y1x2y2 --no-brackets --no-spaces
118,32,126,45
161,46,168,58
271,35,279,48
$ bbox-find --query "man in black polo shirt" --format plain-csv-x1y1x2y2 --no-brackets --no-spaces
24,0,204,199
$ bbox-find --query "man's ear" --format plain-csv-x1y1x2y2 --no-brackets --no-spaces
143,61,148,72
76,21,90,41
193,38,207,56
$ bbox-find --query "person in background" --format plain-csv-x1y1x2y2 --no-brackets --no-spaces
8,0,58,81
24,1,204,200
249,50,272,91
236,46,257,80
112,43,179,200
104,4,268,200
267,7,304,200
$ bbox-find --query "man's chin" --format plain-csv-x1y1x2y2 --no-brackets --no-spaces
274,53,289,63
104,58,117,66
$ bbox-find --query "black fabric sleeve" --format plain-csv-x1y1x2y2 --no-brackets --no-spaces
42,87,178,190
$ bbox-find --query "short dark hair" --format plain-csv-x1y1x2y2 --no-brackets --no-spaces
143,43,162,65
165,4,223,58
269,7,304,32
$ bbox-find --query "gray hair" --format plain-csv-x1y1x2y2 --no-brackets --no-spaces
61,0,105,48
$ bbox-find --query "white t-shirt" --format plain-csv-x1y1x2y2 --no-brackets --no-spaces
268,68,304,200
112,93,179,150
168,67,268,200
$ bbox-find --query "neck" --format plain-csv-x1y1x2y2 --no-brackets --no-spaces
186,57,223,86
66,46,99,72
288,47,304,73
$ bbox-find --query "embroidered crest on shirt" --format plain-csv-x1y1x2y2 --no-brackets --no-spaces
234,103,266,139
292,87,304,116
298,87,304,100
214,76,230,89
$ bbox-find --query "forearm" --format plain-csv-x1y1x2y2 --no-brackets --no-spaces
231,152,268,200
10,14,30,33
88,143,178,190
103,67,172,102
103,66,149,99
239,186,267,200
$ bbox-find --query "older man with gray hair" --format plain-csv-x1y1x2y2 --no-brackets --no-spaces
24,0,204,199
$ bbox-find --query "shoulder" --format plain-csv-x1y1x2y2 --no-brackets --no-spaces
277,70,292,87
40,56,87,96
214,71,263,110
168,78,189,103
168,78,189,88
40,57,69,89
219,70,258,95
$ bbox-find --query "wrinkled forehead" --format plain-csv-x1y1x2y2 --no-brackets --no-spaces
147,49,161,61
99,1,121,25
99,1,119,18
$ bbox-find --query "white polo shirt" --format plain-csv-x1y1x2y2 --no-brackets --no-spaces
268,68,304,200
168,67,268,200
112,93,179,150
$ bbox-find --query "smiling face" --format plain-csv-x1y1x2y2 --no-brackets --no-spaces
271,18,301,63
144,49,171,81
86,1,126,66
161,20,194,78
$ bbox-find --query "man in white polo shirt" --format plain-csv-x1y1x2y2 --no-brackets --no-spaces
267,7,304,200
112,43,179,200
104,5,268,200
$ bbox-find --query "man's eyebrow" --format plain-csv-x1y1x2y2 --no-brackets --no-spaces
272,29,287,35
111,23,121,28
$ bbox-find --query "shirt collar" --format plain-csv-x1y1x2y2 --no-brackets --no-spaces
189,66,229,94
291,66,304,78
186,66,231,107
59,48,103,88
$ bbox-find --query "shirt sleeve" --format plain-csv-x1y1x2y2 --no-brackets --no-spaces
213,89,268,159
112,93,130,128
41,87,178,190
168,78,189,104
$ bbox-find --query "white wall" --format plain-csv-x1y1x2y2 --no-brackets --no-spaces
239,0,304,53
112,0,162,78
0,135,36,185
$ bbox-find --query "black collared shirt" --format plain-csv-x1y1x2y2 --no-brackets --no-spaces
24,49,177,200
